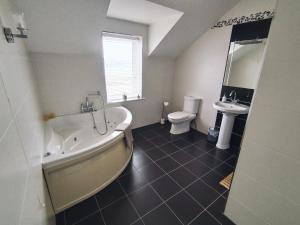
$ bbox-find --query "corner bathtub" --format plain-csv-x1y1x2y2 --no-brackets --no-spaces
42,106,133,213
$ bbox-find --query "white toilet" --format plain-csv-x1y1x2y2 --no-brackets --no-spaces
168,96,201,134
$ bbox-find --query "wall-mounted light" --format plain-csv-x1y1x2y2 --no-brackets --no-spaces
3,13,28,43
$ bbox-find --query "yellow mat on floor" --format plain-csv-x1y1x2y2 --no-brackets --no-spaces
219,172,233,190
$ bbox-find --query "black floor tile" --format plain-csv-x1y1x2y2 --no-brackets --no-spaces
140,130,159,139
76,212,105,225
138,163,164,183
182,145,206,158
208,197,236,225
134,126,152,132
102,197,139,225
181,130,206,143
202,170,228,194
56,212,65,225
151,175,182,201
133,133,147,143
65,197,99,225
225,156,238,168
214,163,234,177
118,170,148,194
159,132,182,142
194,140,215,152
169,167,197,188
142,204,182,225
222,191,229,199
184,159,211,178
208,148,233,161
145,147,167,161
131,219,144,225
160,143,180,154
207,196,226,214
190,211,221,225
129,185,162,216
172,139,191,149
119,160,136,177
59,123,239,225
95,181,125,209
198,153,223,169
132,151,152,169
186,180,220,208
167,191,204,224
156,157,180,173
148,136,169,146
136,141,156,151
227,146,240,156
171,150,194,164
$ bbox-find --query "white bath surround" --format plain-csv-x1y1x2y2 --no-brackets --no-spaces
43,107,133,213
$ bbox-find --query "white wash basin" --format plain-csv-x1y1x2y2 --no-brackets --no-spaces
213,101,249,115
213,101,250,150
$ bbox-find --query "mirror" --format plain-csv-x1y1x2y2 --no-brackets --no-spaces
223,39,266,89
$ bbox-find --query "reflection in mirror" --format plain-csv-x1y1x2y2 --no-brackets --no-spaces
223,39,266,89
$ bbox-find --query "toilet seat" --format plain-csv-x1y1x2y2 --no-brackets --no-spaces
168,111,194,122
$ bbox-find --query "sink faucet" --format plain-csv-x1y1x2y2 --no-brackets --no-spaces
229,90,238,104
81,97,95,113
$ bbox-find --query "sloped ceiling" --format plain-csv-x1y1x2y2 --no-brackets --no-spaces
148,0,239,57
10,0,239,58
107,0,184,55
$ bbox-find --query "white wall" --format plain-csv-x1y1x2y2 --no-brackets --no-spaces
172,0,276,134
31,20,175,128
0,0,54,225
225,0,300,224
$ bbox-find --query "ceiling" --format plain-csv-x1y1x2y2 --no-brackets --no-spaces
11,0,239,58
107,0,184,55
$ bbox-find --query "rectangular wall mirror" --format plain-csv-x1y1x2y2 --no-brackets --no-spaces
223,39,266,89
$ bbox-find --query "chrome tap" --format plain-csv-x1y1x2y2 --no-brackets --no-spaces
80,97,95,113
229,90,238,103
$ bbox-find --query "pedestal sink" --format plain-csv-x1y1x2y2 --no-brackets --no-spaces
213,101,249,149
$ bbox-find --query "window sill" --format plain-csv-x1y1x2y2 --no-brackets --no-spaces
107,97,146,104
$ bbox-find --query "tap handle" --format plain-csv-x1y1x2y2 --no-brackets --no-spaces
86,97,89,107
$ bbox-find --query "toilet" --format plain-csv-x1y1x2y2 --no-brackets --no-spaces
168,96,201,134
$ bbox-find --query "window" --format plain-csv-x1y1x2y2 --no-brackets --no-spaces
102,32,142,103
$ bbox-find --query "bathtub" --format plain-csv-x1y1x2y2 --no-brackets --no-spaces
42,106,133,213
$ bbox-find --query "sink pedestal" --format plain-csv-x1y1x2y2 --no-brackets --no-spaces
216,113,236,149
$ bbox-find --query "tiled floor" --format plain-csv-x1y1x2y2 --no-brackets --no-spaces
56,123,238,225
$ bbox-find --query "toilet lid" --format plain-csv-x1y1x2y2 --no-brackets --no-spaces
168,111,191,120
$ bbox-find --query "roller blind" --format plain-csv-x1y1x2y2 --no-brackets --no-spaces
102,32,142,102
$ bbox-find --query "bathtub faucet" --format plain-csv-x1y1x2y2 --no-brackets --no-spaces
81,97,95,113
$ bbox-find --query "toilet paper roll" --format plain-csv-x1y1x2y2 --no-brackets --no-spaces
163,101,169,107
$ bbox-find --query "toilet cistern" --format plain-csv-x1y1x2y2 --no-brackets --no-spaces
168,96,201,134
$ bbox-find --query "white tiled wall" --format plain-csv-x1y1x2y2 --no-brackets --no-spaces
225,0,300,224
0,0,54,224
171,0,277,134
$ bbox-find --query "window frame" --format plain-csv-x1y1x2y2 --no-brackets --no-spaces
102,31,143,103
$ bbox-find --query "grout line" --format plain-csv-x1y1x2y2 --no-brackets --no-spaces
63,211,67,225
60,125,237,225
132,126,237,224
118,180,146,225
187,194,226,225
102,145,233,212
94,196,107,225
148,185,185,225
72,209,101,225
134,140,231,197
